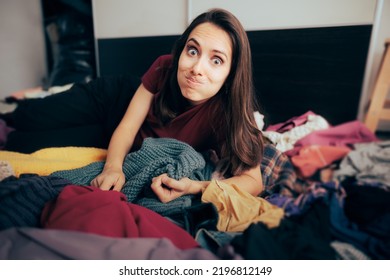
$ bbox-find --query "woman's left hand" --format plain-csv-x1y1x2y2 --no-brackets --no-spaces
151,174,196,203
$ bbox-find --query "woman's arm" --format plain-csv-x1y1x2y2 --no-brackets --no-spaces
222,164,263,195
91,84,154,191
151,164,263,203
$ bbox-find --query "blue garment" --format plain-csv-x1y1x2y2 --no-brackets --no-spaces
328,183,390,259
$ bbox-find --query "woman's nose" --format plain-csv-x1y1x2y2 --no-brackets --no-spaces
191,58,203,75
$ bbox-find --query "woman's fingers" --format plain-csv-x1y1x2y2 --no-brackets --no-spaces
90,173,125,191
111,176,125,192
161,176,180,190
150,174,192,203
92,172,191,203
90,178,99,187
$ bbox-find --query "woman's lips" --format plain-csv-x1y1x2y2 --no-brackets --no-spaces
186,76,202,87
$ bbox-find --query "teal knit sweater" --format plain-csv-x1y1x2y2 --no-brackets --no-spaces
51,138,214,216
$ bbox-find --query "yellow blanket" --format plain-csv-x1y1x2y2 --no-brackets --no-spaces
0,147,107,177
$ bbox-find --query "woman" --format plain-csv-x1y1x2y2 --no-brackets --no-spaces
92,8,264,202
3,9,264,202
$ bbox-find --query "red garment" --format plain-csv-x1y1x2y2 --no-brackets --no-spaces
291,145,351,178
133,55,225,154
41,185,199,250
141,54,172,93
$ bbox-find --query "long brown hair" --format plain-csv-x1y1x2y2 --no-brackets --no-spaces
156,8,263,175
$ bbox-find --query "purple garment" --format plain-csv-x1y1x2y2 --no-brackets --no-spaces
266,181,335,217
286,120,378,156
0,119,14,149
265,194,301,216
0,227,219,260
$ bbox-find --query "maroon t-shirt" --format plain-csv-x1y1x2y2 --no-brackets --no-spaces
133,55,224,155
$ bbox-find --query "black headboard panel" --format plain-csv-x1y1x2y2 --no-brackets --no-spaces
247,25,372,126
98,35,179,78
97,25,372,127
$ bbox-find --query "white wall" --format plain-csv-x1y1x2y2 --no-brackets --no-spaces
0,0,47,99
188,0,375,29
93,0,188,38
93,0,376,38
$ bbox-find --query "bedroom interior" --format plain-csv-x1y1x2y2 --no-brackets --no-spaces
0,0,389,262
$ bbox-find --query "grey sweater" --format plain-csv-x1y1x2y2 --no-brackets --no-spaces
51,138,214,216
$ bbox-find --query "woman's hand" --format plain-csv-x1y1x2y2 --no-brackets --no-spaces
151,174,204,203
91,167,125,191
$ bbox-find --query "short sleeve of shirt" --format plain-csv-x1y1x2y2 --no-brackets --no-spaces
141,54,173,94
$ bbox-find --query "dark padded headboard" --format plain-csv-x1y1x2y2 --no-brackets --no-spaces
97,25,371,127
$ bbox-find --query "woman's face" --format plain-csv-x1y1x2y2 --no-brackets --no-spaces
177,22,232,105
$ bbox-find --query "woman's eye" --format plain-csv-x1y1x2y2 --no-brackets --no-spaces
187,47,198,56
212,57,223,65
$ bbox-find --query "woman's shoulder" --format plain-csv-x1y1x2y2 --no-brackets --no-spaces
144,54,173,78
153,54,173,68
142,54,173,94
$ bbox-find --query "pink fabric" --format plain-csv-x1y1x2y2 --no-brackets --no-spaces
286,120,378,157
291,145,351,178
266,111,317,133
41,185,199,250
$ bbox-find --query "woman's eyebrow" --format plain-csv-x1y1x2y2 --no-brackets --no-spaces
187,38,200,47
187,38,228,60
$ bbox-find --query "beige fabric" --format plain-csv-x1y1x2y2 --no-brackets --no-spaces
201,180,284,232
0,160,15,181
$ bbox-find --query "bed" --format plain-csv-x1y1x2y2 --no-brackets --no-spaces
0,24,389,260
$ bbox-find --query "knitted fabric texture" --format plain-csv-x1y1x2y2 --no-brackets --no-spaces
51,138,214,216
0,175,71,230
